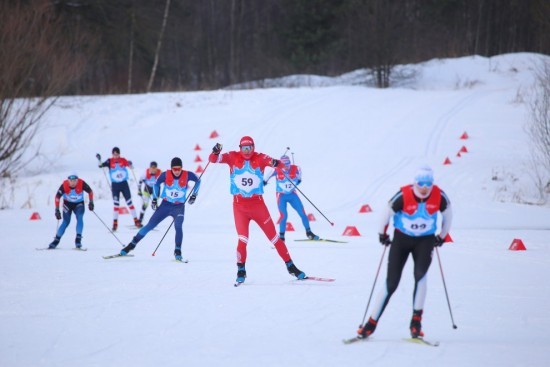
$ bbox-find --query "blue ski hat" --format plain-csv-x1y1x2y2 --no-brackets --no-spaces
414,165,434,185
68,171,78,180
280,155,291,167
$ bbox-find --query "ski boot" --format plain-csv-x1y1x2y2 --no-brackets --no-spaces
48,236,61,249
410,310,424,338
306,230,319,240
134,217,143,228
112,219,118,231
120,242,136,256
236,263,247,284
286,260,306,279
174,248,183,261
279,232,285,241
75,234,82,249
357,317,377,338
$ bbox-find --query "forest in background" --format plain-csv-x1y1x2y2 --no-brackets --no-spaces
2,0,550,95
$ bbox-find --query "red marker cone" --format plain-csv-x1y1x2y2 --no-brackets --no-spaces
342,226,361,236
359,204,372,213
508,239,526,251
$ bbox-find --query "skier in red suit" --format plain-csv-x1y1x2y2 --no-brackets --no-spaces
209,136,307,284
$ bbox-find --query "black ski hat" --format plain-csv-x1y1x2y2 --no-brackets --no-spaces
150,161,158,167
112,147,120,154
171,157,182,167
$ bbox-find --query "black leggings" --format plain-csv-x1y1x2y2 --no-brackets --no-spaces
374,230,435,320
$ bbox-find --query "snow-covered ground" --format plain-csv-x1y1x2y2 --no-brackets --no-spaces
1,53,549,366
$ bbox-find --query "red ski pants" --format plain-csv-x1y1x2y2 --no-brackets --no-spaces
233,196,291,264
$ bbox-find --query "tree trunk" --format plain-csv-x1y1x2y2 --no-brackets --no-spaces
147,0,171,92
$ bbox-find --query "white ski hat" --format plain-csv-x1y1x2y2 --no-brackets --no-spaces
414,165,434,184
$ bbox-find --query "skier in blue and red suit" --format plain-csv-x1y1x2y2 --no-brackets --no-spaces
264,155,319,241
97,147,142,230
48,172,94,249
357,165,453,340
209,136,307,284
119,157,200,261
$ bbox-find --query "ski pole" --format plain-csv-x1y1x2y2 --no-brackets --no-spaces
130,167,141,192
281,170,334,226
435,247,458,329
151,161,212,256
96,154,111,189
359,245,387,326
291,152,295,164
90,210,125,247
281,147,290,157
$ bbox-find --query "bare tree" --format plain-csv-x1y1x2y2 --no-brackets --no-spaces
526,57,550,201
0,1,86,178
147,0,171,92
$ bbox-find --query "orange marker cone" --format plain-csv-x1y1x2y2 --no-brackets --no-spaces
210,130,219,139
30,212,41,220
286,222,295,231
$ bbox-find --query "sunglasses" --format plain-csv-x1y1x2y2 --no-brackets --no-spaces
172,166,182,172
416,180,433,188
240,145,253,153
68,175,78,180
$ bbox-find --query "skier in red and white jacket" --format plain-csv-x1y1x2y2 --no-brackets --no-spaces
357,165,453,340
209,136,307,285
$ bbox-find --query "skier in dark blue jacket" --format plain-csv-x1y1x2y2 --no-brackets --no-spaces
118,157,200,260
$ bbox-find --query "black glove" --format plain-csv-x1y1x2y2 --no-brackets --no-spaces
271,158,281,167
96,153,101,161
55,208,61,220
151,198,158,210
137,189,143,197
434,235,445,247
88,201,94,211
379,233,391,246
212,143,223,155
263,180,268,186
188,194,197,205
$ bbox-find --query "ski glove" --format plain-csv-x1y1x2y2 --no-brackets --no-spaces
212,143,223,155
151,198,158,210
271,159,281,167
263,180,268,186
379,233,391,246
188,194,197,205
88,201,94,211
55,208,62,220
96,153,101,161
434,235,445,247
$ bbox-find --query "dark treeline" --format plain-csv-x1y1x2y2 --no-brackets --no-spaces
8,0,550,94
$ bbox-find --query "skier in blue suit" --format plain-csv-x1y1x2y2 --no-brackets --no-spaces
264,155,318,241
119,157,200,260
